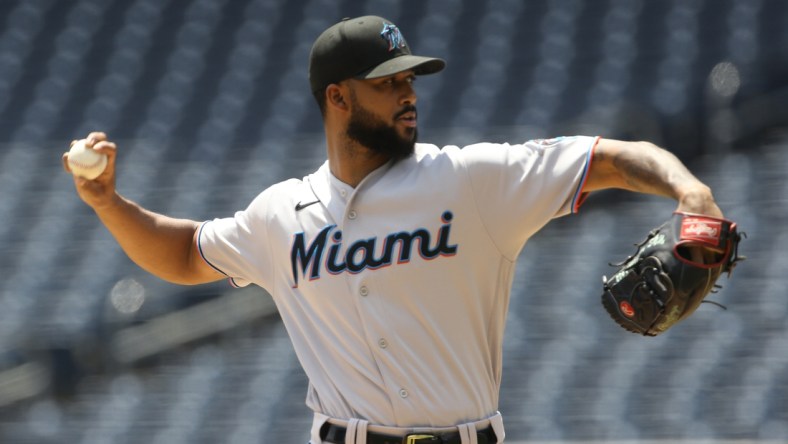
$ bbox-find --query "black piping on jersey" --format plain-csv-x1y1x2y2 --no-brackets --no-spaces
196,221,243,287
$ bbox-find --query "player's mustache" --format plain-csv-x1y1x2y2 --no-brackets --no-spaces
394,105,417,120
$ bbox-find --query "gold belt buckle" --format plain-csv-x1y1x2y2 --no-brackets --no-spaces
405,434,437,444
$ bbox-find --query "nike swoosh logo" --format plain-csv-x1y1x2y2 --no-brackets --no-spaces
295,200,320,211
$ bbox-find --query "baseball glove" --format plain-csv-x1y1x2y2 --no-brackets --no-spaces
601,212,744,336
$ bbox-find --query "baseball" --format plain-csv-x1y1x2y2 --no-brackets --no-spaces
67,139,107,180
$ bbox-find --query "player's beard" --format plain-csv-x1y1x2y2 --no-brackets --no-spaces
346,100,417,162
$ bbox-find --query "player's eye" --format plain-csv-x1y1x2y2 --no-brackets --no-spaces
375,74,414,89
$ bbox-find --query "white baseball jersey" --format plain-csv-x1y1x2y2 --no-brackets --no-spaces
198,136,598,428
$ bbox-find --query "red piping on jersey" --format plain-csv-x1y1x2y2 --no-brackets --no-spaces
571,135,600,213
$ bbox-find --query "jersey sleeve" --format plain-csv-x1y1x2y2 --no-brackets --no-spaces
197,189,274,289
462,135,598,259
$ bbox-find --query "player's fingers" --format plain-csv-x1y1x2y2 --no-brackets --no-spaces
690,246,704,264
86,131,107,146
92,140,117,165
62,152,72,173
92,140,116,154
687,245,720,266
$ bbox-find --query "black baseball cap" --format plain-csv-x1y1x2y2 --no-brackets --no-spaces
308,16,446,93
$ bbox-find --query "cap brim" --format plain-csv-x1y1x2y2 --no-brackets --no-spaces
357,55,446,80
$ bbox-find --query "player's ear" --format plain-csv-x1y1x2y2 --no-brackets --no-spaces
326,84,348,111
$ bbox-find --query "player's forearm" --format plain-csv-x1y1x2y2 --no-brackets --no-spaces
588,139,722,217
93,193,210,285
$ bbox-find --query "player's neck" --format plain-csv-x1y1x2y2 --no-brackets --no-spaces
326,135,390,188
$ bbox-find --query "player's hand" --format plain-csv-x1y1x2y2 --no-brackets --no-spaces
675,186,723,219
62,131,118,209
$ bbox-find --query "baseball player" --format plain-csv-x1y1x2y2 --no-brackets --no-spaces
64,16,724,444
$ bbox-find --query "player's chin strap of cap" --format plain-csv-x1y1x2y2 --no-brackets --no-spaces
311,411,505,444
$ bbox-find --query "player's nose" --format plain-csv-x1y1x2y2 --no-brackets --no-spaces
398,81,417,106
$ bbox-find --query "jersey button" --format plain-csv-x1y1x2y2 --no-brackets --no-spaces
378,338,388,349
399,388,409,398
359,286,369,297
348,210,357,220
340,189,347,197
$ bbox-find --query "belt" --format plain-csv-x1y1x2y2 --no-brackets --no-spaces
320,422,497,444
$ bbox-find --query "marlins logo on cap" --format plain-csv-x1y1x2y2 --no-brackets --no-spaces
380,22,405,51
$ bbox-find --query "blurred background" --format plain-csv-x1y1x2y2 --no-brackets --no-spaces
0,0,785,442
